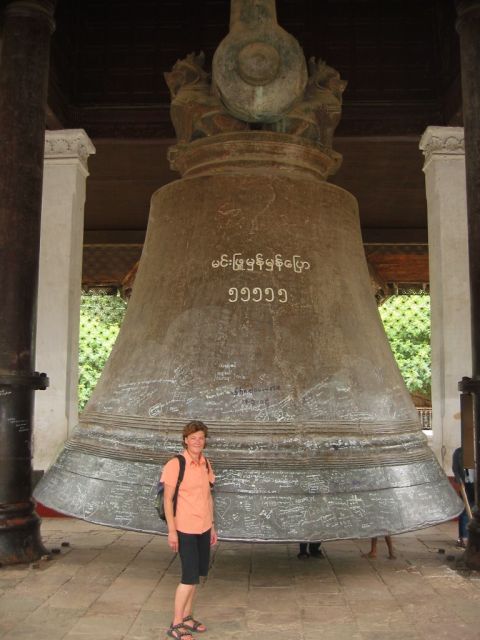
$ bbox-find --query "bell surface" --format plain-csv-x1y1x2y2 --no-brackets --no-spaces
35,131,462,541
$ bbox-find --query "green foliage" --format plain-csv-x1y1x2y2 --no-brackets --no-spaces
78,293,127,411
379,294,431,398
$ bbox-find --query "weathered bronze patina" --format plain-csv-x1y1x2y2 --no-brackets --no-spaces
35,0,462,541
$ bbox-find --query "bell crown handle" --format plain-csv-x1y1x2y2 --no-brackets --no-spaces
213,0,307,123
229,0,277,30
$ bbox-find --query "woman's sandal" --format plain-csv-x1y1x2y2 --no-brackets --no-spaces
182,615,207,633
166,622,193,639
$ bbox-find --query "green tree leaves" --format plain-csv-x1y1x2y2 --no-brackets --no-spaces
379,294,431,398
78,293,127,410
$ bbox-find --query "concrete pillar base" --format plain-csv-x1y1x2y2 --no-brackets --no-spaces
464,510,480,571
0,502,47,566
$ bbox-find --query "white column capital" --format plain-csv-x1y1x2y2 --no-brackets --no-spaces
44,129,96,170
420,126,465,170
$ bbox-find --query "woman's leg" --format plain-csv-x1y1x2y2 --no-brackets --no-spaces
183,584,197,620
308,542,323,557
367,537,378,558
459,508,468,541
182,530,210,632
385,535,396,559
171,532,200,637
174,583,195,627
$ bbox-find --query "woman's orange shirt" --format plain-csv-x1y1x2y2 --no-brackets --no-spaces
161,449,215,534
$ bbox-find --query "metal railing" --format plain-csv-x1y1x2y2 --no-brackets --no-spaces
417,407,432,430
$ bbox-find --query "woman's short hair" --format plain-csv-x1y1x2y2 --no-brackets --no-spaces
182,420,208,442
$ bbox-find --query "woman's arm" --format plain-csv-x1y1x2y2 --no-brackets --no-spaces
163,484,178,552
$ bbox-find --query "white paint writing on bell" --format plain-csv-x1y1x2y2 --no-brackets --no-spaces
211,252,310,273
228,287,287,303
214,362,237,382
233,385,280,395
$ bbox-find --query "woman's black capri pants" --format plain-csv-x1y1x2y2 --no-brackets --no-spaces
177,529,211,585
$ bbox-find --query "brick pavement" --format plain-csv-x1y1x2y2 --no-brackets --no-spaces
1,518,480,640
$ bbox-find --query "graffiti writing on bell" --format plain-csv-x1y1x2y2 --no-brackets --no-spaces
233,385,281,396
228,287,287,303
211,253,310,273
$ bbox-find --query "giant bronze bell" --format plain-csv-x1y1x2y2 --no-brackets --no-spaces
35,0,462,540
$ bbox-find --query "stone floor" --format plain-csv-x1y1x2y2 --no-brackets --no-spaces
1,518,480,640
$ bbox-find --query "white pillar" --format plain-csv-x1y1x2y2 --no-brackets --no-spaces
34,129,95,471
420,126,470,473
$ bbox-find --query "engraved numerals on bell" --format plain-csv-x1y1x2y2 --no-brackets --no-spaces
228,286,288,303
212,250,310,303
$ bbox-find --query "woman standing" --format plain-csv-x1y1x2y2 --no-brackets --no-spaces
162,421,217,639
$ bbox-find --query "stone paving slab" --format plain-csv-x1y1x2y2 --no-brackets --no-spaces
1,518,480,640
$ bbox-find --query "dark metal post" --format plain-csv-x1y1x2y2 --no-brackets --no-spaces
456,0,480,570
0,0,55,565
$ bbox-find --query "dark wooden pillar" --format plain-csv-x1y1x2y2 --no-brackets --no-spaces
0,0,55,565
456,0,480,570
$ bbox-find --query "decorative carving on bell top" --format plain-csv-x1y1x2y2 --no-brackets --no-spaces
164,0,346,158
264,57,347,150
164,52,249,144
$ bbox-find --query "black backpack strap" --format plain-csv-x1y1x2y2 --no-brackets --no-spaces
204,457,214,489
172,454,186,516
